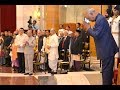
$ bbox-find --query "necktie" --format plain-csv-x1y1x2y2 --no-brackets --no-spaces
74,37,77,43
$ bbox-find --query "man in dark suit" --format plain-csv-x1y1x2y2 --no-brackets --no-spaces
76,23,86,43
83,8,119,85
62,30,70,62
70,30,83,71
76,23,90,50
3,30,12,67
38,31,44,53
58,32,64,60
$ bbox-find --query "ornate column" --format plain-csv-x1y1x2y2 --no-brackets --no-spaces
16,5,24,29
44,5,59,32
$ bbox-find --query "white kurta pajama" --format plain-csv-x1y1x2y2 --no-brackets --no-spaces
24,36,36,74
48,34,59,72
111,16,120,69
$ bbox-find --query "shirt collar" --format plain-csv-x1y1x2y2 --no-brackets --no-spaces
19,33,24,36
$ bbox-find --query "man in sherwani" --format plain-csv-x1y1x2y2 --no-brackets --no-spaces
47,28,59,74
70,30,83,71
42,30,51,72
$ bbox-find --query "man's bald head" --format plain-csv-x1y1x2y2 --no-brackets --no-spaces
50,28,56,35
63,30,68,36
84,8,98,22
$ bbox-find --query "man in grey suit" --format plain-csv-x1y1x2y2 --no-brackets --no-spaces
83,8,119,85
24,30,36,75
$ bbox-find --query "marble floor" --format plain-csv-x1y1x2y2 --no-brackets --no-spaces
0,71,102,85
0,57,102,85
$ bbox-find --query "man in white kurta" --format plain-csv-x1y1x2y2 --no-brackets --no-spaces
111,5,120,70
24,30,36,75
47,28,59,74
15,28,28,73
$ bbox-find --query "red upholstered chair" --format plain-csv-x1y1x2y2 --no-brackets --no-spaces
114,69,118,84
113,58,120,84
117,63,120,85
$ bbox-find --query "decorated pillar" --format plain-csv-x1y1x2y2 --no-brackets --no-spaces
44,5,59,32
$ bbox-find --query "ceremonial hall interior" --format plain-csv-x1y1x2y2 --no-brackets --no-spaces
0,5,120,85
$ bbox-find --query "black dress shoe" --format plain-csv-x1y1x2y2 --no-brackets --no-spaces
48,70,51,73
54,72,57,74
29,73,33,75
51,71,57,74
18,71,22,73
5,65,11,67
60,71,68,74
21,71,25,73
24,73,29,75
39,68,44,71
